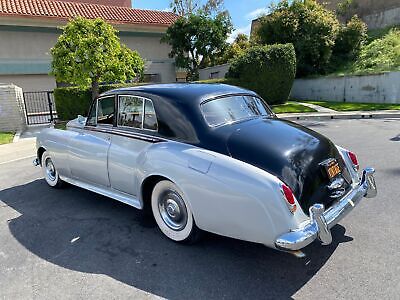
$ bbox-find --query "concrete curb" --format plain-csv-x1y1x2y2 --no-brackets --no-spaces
277,111,400,121
12,131,21,143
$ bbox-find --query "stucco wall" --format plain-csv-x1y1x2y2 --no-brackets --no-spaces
0,27,176,91
0,84,26,132
199,64,230,80
291,72,400,103
0,75,56,92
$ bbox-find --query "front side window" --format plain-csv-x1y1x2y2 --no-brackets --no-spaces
86,96,115,126
201,95,272,127
118,96,144,128
97,96,115,125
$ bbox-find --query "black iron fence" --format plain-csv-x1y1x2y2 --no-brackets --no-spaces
23,91,58,125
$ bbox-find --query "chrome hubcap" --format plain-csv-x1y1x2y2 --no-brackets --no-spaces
45,158,56,181
158,190,188,231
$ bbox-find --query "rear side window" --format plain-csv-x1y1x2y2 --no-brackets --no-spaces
143,99,158,131
118,96,143,129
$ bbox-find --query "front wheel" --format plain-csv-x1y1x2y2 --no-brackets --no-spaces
41,151,63,188
151,180,201,243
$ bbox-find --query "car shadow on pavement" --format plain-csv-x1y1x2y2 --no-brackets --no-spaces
1,179,353,299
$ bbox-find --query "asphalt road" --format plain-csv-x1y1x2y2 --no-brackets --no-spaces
0,118,399,299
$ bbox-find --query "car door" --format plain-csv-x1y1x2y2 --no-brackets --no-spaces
68,95,115,187
107,95,159,196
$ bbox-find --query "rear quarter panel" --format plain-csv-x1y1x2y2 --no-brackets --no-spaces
139,141,309,248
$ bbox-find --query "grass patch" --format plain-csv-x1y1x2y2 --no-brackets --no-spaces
305,101,400,111
272,102,316,114
0,132,14,145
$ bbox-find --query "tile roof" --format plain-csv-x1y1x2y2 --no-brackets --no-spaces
0,0,178,26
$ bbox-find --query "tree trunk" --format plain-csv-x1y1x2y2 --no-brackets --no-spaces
91,79,100,100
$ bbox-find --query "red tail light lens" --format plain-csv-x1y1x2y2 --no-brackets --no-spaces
347,151,359,171
280,183,297,214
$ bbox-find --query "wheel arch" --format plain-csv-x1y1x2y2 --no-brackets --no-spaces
37,146,47,165
140,174,170,213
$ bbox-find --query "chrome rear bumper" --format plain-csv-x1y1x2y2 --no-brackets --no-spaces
275,168,377,251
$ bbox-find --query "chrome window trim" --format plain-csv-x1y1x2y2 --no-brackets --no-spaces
117,94,158,132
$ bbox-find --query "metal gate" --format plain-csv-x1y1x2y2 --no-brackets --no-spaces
23,91,57,125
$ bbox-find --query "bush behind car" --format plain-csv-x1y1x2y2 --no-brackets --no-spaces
226,43,296,105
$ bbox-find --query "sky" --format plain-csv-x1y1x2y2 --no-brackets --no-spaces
133,1,274,42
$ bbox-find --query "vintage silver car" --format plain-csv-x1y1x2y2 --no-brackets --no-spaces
34,84,377,253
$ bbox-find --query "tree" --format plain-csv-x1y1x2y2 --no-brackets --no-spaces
332,15,367,61
256,0,340,76
170,0,225,17
51,17,145,100
162,12,232,80
217,33,251,64
336,0,359,22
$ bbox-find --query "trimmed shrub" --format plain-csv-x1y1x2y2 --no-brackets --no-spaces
225,44,296,105
54,83,143,121
256,0,339,76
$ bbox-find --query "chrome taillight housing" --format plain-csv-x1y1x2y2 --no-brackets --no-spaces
347,151,359,172
280,183,297,214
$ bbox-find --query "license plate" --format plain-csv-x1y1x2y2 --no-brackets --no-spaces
326,161,341,179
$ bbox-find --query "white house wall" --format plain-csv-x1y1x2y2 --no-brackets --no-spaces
0,25,176,92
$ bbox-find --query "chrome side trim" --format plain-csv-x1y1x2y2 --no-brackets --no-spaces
275,167,377,251
59,175,142,209
83,126,165,143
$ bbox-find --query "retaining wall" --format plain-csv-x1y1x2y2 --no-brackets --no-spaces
291,71,400,103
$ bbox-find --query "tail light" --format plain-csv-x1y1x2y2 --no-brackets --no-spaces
347,151,359,171
280,183,297,214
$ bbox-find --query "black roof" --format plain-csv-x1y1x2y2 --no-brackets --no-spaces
103,83,257,104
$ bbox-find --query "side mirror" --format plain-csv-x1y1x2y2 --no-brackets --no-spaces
77,115,86,125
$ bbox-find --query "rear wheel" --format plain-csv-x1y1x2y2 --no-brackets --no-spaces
41,151,63,188
151,180,201,243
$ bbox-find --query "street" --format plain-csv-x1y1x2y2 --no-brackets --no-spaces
0,118,399,299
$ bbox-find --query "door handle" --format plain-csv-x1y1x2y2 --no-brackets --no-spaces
106,135,111,141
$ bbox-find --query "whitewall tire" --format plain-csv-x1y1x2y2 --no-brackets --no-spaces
151,180,201,243
41,151,63,188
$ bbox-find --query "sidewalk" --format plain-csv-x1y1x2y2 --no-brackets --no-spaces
278,102,400,120
0,138,36,165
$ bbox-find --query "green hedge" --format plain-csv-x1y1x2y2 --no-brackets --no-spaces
225,44,296,105
54,83,143,121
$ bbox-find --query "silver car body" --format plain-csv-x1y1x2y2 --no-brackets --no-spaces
35,88,377,251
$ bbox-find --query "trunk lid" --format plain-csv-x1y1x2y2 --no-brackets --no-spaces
225,118,352,214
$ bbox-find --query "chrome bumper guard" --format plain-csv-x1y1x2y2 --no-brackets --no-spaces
275,168,377,251
33,158,40,166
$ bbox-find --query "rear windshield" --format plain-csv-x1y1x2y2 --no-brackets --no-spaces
201,95,272,127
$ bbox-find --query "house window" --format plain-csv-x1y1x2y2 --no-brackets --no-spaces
143,74,162,83
210,71,220,79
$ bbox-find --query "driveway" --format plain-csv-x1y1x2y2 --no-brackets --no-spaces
0,119,399,299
